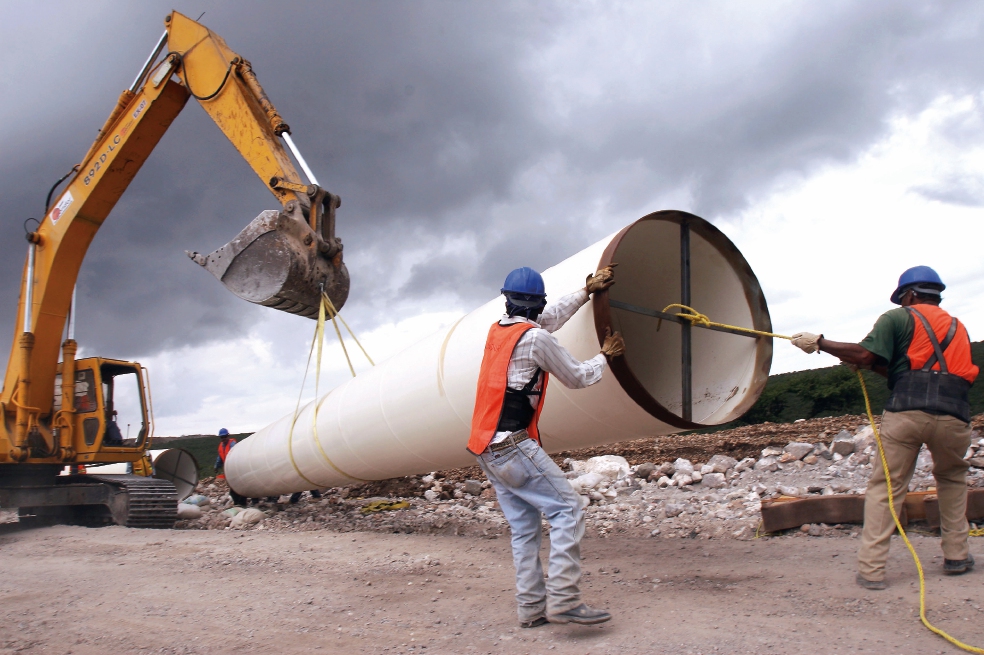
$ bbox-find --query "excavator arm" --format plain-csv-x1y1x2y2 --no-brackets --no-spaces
0,11,348,465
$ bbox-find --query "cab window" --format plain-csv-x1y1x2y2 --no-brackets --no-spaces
99,364,147,448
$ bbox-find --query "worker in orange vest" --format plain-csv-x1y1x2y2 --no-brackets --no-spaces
215,428,236,480
792,266,978,589
469,265,624,628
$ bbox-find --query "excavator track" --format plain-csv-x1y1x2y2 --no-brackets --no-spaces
89,475,178,528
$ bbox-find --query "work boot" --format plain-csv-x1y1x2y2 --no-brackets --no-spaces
519,617,548,629
548,604,611,625
855,573,887,590
943,553,975,575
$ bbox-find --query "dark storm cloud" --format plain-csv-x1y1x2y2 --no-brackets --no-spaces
1,1,982,366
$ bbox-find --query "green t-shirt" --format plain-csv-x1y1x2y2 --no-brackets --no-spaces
858,307,914,387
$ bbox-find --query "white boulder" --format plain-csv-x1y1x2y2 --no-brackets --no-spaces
830,430,856,455
673,458,695,475
570,472,606,494
176,503,202,520
701,472,727,489
569,455,631,483
754,456,779,472
783,442,814,461
706,454,739,473
230,507,266,528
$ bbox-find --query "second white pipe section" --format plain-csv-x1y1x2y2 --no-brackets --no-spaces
226,211,773,497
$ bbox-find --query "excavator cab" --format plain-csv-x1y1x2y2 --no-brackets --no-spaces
187,183,350,319
55,358,149,457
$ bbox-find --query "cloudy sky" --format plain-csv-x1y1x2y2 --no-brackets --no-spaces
1,1,982,436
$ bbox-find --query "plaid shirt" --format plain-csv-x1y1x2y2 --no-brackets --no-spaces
492,289,607,443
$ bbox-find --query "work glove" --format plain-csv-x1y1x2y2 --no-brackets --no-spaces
790,332,822,354
586,264,617,295
601,330,625,358
214,456,222,469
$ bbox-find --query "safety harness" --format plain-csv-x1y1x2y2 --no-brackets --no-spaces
496,368,543,433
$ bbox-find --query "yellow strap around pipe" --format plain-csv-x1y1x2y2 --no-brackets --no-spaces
283,295,367,488
671,303,981,653
324,294,356,378
311,295,366,482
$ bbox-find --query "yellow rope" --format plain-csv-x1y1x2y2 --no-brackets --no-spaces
323,294,356,377
323,293,375,366
669,303,981,653
659,303,793,340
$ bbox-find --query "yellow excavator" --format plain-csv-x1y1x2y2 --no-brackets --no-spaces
0,12,348,528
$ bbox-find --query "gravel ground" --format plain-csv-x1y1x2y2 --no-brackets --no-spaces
0,523,981,654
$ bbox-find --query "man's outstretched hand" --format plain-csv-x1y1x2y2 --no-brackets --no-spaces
791,332,822,354
586,264,617,295
601,330,625,357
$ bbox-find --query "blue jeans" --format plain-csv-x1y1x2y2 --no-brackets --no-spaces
477,437,585,621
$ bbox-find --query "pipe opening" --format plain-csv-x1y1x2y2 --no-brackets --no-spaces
594,210,772,428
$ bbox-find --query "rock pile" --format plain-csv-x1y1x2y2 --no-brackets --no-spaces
174,416,984,541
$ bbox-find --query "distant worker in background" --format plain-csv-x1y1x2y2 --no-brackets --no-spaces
791,266,978,589
469,265,625,628
215,428,236,480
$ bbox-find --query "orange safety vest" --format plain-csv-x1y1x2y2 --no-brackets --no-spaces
904,305,978,383
217,438,236,463
467,322,549,455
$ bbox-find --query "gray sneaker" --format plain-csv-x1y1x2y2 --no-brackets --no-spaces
943,553,975,575
548,603,612,625
855,573,887,590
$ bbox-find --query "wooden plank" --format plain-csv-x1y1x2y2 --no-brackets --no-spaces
759,489,984,533
923,491,984,529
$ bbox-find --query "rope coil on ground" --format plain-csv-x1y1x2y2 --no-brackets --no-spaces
665,303,981,653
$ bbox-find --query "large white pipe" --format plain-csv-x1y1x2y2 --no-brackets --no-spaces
226,211,773,497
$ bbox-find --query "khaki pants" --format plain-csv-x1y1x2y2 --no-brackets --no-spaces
858,410,972,582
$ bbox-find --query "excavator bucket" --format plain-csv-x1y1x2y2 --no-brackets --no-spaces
187,208,349,319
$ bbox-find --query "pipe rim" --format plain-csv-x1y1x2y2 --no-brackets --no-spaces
592,210,773,429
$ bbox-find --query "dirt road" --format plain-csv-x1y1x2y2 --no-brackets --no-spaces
0,523,981,654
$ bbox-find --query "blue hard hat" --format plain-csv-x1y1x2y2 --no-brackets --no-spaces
502,267,545,297
502,267,546,309
890,266,945,304
218,428,230,437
